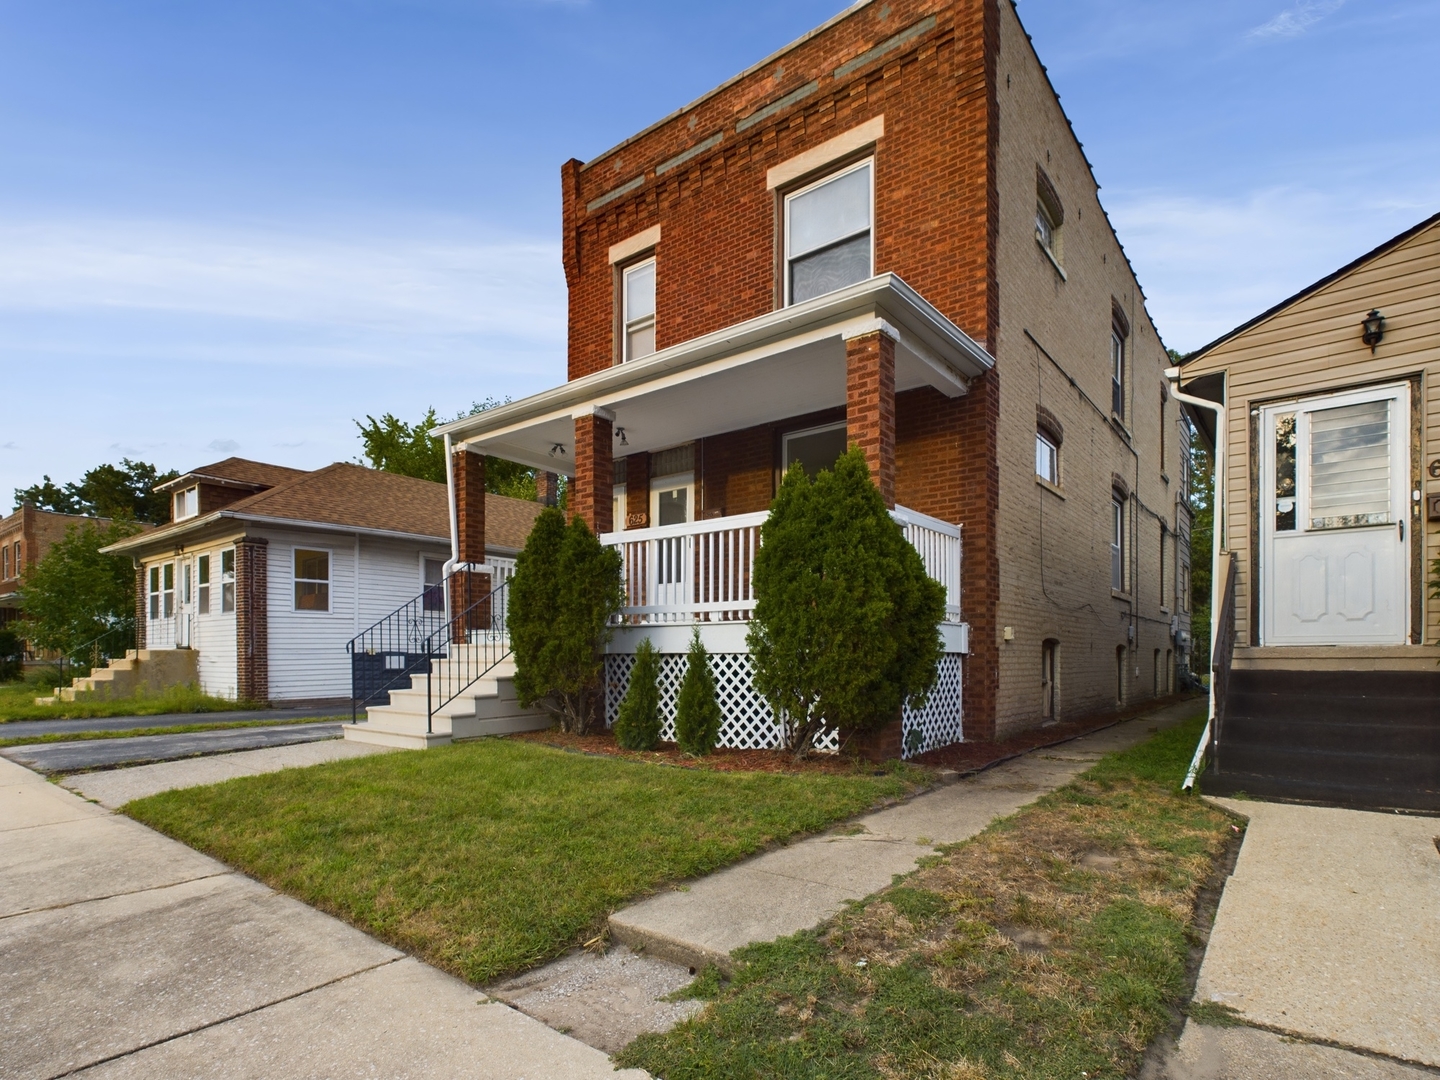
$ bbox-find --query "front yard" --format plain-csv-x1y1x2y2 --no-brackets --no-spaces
125,738,928,983
0,679,254,721
617,716,1236,1079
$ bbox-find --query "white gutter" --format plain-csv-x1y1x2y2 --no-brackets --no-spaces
101,511,451,554
1165,365,1226,791
442,431,460,616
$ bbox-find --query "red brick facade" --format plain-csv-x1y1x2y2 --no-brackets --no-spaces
845,329,897,507
572,412,614,534
235,537,269,702
454,449,486,563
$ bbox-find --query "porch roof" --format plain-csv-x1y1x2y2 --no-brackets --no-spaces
437,274,994,476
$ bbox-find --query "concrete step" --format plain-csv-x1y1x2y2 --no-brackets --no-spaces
344,669,550,749
341,723,454,750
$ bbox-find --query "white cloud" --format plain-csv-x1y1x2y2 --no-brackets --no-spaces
1109,181,1439,352
0,217,566,344
208,439,241,453
1249,0,1345,40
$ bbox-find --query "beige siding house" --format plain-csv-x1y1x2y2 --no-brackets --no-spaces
1178,211,1440,811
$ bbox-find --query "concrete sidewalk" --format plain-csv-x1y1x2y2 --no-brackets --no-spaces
0,755,645,1079
1187,798,1440,1072
610,698,1203,971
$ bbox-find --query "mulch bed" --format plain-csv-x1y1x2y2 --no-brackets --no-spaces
511,693,1203,777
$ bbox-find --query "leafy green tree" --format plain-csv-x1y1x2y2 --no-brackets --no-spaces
14,460,179,524
0,626,22,682
748,448,945,757
613,637,662,750
1189,436,1214,673
674,628,722,756
355,400,539,500
20,520,142,662
509,509,623,733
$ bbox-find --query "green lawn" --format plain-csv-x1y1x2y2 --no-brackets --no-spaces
124,739,928,983
0,680,257,721
0,717,343,748
617,715,1236,1080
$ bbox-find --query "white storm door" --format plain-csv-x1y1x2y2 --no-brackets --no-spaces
1261,384,1409,645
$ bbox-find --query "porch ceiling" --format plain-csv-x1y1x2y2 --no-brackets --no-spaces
439,274,994,477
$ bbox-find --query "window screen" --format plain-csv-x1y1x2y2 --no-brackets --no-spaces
786,162,872,305
1309,399,1391,529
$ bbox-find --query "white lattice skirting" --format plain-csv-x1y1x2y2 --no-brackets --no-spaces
603,652,964,759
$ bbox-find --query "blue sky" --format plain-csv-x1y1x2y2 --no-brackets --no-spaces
2,0,1436,501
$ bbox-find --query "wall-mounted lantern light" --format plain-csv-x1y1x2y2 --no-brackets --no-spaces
614,427,628,446
1362,309,1385,352
549,443,568,459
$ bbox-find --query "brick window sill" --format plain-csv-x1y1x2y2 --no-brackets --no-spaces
1111,589,1133,602
1036,235,1067,281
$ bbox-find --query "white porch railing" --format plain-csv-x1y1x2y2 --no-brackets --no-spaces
601,505,962,627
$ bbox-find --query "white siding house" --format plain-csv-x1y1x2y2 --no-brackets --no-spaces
106,458,542,706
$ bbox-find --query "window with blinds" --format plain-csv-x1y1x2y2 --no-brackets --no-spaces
1308,399,1391,529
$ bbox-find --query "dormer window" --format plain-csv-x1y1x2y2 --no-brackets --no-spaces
785,159,873,305
173,486,199,521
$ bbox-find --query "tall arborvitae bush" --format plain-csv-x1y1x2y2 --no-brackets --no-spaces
674,628,721,756
748,447,945,757
510,509,624,733
613,637,662,750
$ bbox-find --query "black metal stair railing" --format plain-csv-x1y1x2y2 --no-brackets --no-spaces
347,583,452,721
1209,551,1239,773
424,577,512,733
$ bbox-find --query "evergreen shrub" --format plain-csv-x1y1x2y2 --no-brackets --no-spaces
614,637,662,750
510,509,623,733
748,448,945,756
674,628,721,756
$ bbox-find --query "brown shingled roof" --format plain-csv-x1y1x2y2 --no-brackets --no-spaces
157,456,309,493
112,461,543,553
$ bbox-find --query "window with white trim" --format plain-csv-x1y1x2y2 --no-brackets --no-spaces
422,557,445,612
651,474,692,528
294,549,330,612
1035,430,1058,485
173,486,199,521
1111,496,1126,592
622,258,656,362
1110,328,1126,420
784,159,873,305
221,549,236,613
197,555,211,615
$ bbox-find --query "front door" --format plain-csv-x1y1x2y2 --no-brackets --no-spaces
1261,383,1410,645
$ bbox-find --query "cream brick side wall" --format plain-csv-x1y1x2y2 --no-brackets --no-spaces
992,0,1190,737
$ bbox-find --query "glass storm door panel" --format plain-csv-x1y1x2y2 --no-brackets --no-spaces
1260,383,1409,645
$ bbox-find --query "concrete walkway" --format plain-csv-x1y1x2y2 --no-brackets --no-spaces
0,706,347,740
610,698,1203,971
1187,798,1440,1072
0,755,645,1079
2,722,343,773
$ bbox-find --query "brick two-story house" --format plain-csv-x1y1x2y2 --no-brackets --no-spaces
406,0,1191,753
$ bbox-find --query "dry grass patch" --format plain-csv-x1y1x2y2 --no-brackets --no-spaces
618,715,1237,1080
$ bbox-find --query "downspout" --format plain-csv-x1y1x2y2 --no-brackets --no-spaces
1165,366,1225,790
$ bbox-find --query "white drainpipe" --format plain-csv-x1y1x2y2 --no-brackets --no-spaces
1165,366,1225,790
443,432,460,615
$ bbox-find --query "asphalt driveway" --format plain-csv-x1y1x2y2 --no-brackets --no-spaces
0,722,343,773
0,706,345,740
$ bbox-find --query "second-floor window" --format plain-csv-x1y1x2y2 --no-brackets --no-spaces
1035,430,1059,485
1111,497,1126,592
174,486,199,521
623,259,656,362
785,159,873,305
1110,328,1126,420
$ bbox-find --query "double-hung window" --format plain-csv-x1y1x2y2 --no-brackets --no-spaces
221,549,236,613
294,549,330,612
173,486,199,521
1035,431,1058,485
1110,329,1126,420
148,566,161,619
1111,497,1126,592
784,159,873,305
197,555,211,615
622,259,656,362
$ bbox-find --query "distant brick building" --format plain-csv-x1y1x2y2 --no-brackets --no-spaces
436,0,1194,751
0,505,118,642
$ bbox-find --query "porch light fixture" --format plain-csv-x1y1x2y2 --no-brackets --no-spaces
549,443,567,458
1362,309,1385,352
615,427,628,446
